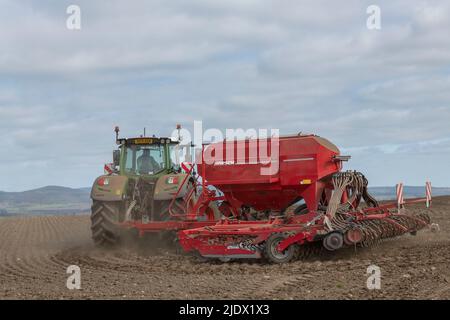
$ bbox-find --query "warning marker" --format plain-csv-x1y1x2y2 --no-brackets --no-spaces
426,181,432,208
396,182,404,209
104,163,114,175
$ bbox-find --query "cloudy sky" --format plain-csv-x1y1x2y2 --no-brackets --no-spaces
1,0,449,191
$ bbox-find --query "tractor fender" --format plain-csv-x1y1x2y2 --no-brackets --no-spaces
90,175,128,201
153,173,192,201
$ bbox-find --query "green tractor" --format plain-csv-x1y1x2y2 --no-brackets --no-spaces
90,126,207,246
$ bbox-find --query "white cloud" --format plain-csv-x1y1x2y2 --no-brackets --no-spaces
1,0,450,190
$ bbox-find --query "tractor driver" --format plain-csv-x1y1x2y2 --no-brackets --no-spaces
137,149,160,174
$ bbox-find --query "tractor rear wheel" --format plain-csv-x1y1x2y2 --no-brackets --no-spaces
263,233,299,264
91,201,122,247
155,180,196,220
155,198,186,221
294,204,309,215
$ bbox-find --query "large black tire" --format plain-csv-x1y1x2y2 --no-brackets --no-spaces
155,198,185,221
293,204,308,215
91,201,122,247
263,233,299,264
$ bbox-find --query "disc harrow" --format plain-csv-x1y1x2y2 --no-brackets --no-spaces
178,171,432,263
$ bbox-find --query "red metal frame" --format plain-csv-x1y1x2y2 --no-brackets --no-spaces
119,135,344,236
116,134,431,259
177,197,430,259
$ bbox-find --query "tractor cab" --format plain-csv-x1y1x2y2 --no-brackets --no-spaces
90,125,220,247
114,136,181,178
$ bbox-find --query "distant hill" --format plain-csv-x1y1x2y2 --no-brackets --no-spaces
1,185,449,216
0,186,91,216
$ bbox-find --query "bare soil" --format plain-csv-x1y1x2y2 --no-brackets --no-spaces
0,197,449,300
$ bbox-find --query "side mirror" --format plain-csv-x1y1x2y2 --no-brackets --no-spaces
113,150,120,167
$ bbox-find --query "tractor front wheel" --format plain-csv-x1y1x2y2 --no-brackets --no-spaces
263,233,299,264
91,201,122,247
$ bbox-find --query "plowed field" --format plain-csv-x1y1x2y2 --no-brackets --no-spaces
1,197,449,299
